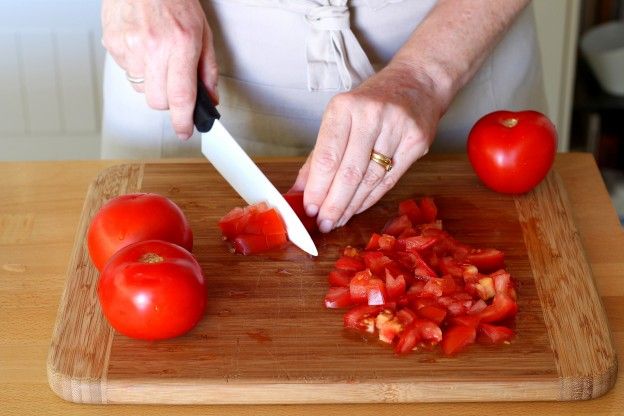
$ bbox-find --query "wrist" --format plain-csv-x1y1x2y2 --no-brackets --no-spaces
383,59,455,116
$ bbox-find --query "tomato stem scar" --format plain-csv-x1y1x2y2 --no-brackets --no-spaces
500,118,519,128
139,252,165,264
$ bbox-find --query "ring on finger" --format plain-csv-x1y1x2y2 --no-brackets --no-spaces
370,150,393,172
125,73,145,84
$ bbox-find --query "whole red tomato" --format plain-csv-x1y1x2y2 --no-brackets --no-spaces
98,240,207,340
467,110,557,194
87,193,193,270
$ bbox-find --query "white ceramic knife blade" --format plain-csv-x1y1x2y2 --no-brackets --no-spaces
201,120,318,256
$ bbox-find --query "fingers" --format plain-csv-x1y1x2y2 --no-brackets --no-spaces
167,45,200,139
335,124,400,228
356,138,429,215
199,23,219,104
100,0,214,139
313,107,380,233
302,97,352,225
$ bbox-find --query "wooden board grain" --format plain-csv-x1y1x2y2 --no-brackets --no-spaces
47,159,618,404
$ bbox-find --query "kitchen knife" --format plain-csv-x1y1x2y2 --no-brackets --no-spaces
193,83,318,256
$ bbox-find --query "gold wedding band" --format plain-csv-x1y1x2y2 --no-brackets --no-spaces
126,73,145,84
370,150,393,172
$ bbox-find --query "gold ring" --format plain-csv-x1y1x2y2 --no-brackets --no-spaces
125,73,145,84
370,150,393,172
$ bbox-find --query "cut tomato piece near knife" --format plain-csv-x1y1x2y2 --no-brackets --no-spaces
323,197,519,357
219,202,287,254
218,191,319,255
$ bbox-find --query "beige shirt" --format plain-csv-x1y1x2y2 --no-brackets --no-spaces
101,0,547,158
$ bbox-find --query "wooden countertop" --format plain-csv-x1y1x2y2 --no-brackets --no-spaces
1,153,622,415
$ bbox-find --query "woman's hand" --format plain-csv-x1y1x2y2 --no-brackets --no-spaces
101,0,218,139
291,63,447,233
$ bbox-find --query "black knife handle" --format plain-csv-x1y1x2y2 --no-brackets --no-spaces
193,82,221,133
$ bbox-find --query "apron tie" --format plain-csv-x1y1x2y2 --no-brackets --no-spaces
304,1,375,91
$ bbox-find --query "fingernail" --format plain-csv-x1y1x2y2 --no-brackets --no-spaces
177,133,190,141
305,204,319,217
319,219,333,233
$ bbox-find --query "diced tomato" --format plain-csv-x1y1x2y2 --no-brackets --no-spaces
328,269,353,288
438,256,464,278
441,325,476,355
378,234,397,251
232,233,287,255
478,323,515,344
218,206,246,239
365,233,381,250
323,196,517,357
324,286,352,309
395,323,421,354
468,299,487,315
376,311,403,344
343,246,359,258
449,314,481,328
362,251,393,276
382,214,412,237
335,255,365,272
418,197,438,223
397,235,439,253
343,305,383,331
478,293,518,323
416,305,447,324
367,278,387,306
219,202,288,254
385,270,406,300
283,191,318,233
396,319,442,354
398,199,423,224
396,307,418,326
467,248,505,273
349,270,372,304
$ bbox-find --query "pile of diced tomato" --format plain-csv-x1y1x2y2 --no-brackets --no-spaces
324,197,518,356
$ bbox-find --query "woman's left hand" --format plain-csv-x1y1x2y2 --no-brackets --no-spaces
291,63,446,233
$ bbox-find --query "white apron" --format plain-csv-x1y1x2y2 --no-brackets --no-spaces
100,0,547,158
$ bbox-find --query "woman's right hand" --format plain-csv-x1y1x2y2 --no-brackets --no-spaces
101,0,218,139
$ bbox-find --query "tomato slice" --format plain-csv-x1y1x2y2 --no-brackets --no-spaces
441,325,477,355
467,248,505,272
395,319,442,354
219,202,287,254
324,286,353,309
283,191,318,233
365,233,381,250
478,323,515,344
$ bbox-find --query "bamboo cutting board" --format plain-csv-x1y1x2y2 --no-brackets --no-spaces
47,158,617,404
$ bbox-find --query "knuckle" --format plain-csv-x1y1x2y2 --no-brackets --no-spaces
328,93,354,111
168,89,194,109
380,174,398,191
361,168,384,187
146,94,168,110
314,149,341,173
339,165,364,186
